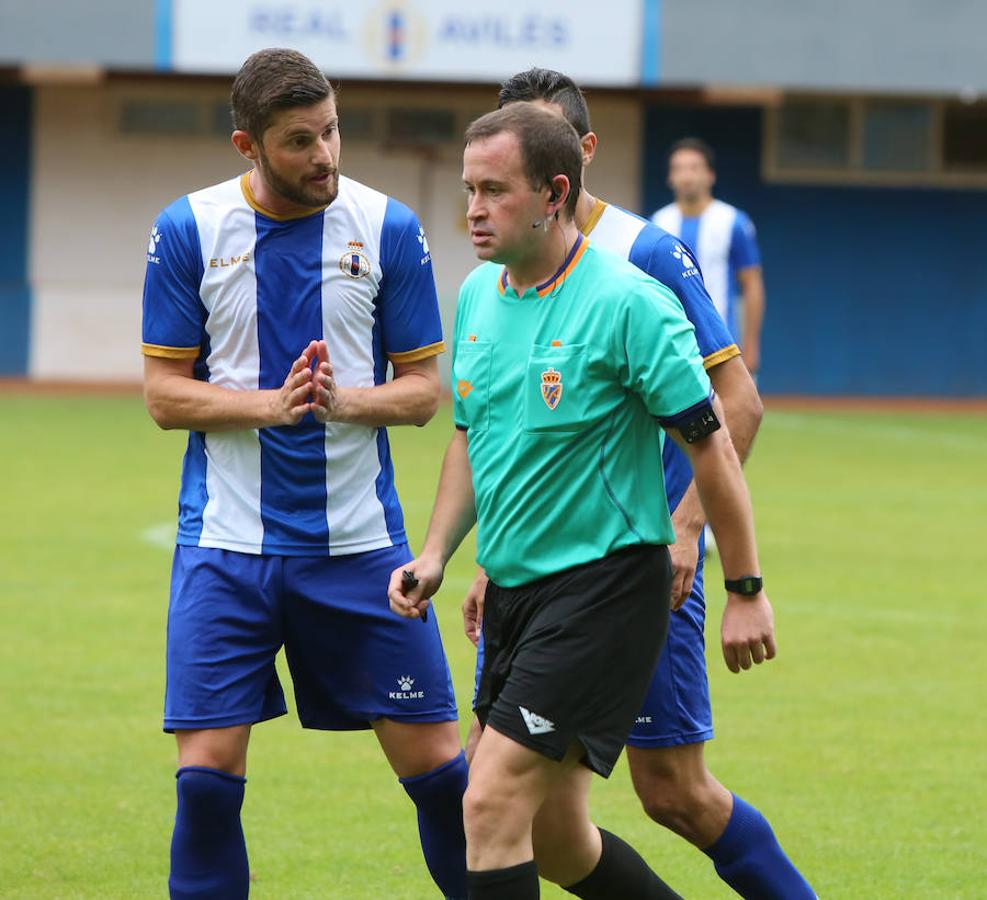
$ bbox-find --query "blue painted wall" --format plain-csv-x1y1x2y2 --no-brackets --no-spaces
0,85,32,376
642,105,987,396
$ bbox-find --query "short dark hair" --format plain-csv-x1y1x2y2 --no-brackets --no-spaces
668,137,716,172
465,104,582,219
497,67,591,138
231,48,333,140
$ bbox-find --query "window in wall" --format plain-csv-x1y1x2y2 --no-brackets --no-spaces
765,95,987,187
386,108,456,146
120,100,203,135
943,101,987,170
775,101,851,169
862,102,933,172
340,108,377,142
211,101,232,136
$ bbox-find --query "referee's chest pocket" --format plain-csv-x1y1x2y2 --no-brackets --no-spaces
524,344,592,434
453,340,492,434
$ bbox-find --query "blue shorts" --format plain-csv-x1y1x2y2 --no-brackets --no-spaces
626,560,713,748
473,558,713,748
164,544,458,732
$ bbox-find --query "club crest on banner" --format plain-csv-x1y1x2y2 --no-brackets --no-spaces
541,367,562,409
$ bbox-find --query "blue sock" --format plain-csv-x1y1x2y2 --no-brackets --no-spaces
169,766,249,900
400,751,469,899
703,794,815,900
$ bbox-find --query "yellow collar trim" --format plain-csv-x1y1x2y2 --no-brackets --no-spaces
239,172,329,221
580,198,607,237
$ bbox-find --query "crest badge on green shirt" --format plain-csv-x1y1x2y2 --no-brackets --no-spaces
541,367,562,409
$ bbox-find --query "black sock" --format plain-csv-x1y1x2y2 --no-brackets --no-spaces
467,860,539,899
564,829,682,899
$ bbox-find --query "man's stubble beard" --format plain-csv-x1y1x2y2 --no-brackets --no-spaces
257,151,339,209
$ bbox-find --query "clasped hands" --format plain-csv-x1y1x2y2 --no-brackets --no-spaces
275,339,344,425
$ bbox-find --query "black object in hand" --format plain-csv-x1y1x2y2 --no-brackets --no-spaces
402,570,427,623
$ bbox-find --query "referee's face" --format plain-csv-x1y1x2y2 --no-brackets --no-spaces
252,97,341,214
463,131,549,266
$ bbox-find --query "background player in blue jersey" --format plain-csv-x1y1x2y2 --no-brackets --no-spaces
451,68,813,899
142,49,466,899
651,138,766,376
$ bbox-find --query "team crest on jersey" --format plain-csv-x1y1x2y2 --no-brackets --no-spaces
541,367,562,409
340,241,372,279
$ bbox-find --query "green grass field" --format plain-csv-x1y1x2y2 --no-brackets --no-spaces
1,394,984,898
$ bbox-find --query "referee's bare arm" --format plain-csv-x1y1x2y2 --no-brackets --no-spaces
668,356,762,609
668,395,777,674
388,429,477,619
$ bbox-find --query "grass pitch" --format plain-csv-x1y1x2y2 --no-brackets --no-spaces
0,394,984,898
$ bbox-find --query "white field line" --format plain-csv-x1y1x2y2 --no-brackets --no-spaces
766,411,986,453
139,521,176,550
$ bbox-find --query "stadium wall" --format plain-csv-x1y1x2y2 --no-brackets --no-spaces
0,85,32,376
15,80,640,384
642,104,987,397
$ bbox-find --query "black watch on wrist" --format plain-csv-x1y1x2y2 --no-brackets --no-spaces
724,575,763,596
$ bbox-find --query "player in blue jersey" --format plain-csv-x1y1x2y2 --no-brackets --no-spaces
449,68,813,899
651,138,766,376
142,48,466,899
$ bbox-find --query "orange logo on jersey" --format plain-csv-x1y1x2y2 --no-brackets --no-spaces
457,379,474,398
541,368,562,409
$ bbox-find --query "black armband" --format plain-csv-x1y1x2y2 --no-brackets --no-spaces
659,396,721,444
679,407,720,443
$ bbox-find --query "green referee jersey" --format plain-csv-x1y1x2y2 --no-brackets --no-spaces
452,235,713,587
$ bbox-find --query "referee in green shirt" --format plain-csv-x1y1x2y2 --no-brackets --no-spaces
389,103,774,900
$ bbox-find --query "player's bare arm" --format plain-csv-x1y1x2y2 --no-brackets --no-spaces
668,396,776,674
737,266,766,375
389,429,477,620
669,356,763,608
311,339,440,427
143,341,319,431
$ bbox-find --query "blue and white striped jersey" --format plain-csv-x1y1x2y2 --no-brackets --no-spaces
142,173,443,556
650,199,760,342
582,199,738,514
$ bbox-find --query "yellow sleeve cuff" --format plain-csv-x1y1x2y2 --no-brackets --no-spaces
703,344,741,370
142,343,200,359
388,340,446,364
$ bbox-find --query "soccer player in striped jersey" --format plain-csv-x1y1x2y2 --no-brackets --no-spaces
448,68,812,899
651,138,766,376
142,48,466,899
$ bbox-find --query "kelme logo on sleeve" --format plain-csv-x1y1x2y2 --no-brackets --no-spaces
147,225,162,264
541,368,562,410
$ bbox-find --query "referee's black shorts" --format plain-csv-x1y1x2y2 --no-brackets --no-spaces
475,543,672,777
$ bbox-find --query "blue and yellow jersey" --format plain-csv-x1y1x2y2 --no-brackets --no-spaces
582,199,738,515
142,174,443,556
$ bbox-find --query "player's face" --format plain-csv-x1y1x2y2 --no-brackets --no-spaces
463,131,549,265
256,97,341,212
667,148,715,204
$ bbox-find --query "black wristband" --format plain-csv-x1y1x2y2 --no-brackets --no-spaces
724,575,763,596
